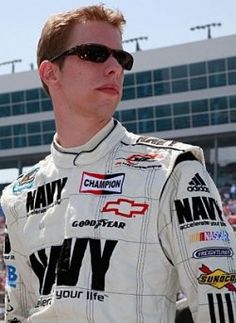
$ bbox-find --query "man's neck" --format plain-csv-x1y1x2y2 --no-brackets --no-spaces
55,115,113,148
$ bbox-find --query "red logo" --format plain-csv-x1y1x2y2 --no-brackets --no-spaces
102,198,149,218
115,153,163,168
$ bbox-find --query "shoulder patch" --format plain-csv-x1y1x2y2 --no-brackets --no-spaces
12,167,39,193
136,136,177,147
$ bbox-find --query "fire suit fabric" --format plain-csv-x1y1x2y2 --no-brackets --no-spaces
1,120,236,322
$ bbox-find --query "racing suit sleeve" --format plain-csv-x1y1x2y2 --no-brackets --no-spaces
158,156,236,322
3,221,38,322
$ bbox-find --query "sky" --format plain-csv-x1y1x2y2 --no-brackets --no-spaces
0,0,236,74
0,0,236,183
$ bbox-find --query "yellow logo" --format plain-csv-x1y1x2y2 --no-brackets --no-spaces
198,265,236,291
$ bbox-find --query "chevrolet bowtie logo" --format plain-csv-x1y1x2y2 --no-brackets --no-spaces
102,198,149,218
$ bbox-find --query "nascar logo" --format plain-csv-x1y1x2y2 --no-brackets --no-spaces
190,230,230,243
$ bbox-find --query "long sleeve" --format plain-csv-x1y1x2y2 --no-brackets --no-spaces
158,158,236,322
2,197,38,322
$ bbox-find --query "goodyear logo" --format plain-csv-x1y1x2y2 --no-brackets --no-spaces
198,265,236,291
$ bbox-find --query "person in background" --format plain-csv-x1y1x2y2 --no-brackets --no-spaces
230,183,236,200
1,4,236,322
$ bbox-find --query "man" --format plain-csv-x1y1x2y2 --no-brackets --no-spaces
1,4,236,322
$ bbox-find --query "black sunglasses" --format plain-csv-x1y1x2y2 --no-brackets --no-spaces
49,43,134,70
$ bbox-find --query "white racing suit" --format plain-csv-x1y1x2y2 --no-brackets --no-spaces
1,120,236,322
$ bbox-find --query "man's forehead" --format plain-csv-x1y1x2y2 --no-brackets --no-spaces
68,21,122,47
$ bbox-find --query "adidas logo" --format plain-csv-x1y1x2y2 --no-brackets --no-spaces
187,173,210,192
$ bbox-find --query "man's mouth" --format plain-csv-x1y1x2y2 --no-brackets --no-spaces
96,84,120,96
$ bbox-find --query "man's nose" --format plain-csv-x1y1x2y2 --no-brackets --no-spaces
104,54,123,76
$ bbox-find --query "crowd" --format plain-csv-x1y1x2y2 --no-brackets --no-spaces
220,183,236,229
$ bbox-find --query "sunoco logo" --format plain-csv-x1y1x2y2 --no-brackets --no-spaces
79,172,125,195
198,265,236,291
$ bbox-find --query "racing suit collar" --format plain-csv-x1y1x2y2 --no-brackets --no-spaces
51,119,127,168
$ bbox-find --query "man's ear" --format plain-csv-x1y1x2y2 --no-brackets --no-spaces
39,60,59,87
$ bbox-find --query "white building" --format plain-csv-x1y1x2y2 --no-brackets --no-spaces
0,34,236,186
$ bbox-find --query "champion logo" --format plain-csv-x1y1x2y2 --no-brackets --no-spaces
187,173,209,192
79,172,125,195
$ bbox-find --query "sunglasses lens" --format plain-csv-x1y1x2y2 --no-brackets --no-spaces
80,45,109,63
114,51,133,70
78,44,133,70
